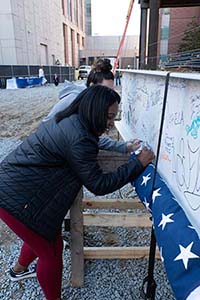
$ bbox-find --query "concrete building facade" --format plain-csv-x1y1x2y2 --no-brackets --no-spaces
0,0,85,67
80,35,139,68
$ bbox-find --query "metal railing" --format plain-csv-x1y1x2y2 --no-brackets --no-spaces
163,49,200,71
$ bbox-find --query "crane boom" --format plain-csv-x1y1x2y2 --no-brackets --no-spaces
113,0,135,73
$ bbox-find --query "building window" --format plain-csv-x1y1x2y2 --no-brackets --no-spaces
52,54,56,65
71,29,75,66
63,23,68,65
161,27,169,40
40,44,48,65
160,54,168,62
74,0,78,25
61,0,65,15
162,8,170,15
79,0,84,30
67,0,72,20
85,0,91,35
77,33,80,44
82,36,85,47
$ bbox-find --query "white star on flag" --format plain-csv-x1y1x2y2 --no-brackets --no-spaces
188,225,195,230
129,151,200,299
152,217,155,229
152,188,161,203
174,242,199,269
159,247,164,262
143,197,151,211
158,213,174,230
141,173,151,186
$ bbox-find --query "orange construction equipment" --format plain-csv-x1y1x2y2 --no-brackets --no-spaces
113,0,135,73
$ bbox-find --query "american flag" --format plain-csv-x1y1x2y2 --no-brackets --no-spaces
130,155,200,300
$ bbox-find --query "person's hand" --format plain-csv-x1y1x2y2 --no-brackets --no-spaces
136,147,155,167
126,139,142,153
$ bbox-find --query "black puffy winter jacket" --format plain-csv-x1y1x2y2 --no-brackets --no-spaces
0,114,144,241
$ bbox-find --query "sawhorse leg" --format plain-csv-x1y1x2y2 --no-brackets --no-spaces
70,188,84,287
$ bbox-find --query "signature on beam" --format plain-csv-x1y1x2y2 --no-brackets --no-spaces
173,138,200,211
185,116,200,139
160,152,171,162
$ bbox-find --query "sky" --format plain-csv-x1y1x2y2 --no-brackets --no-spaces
91,0,141,36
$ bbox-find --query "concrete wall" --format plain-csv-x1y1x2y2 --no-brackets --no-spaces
0,1,16,64
0,0,85,67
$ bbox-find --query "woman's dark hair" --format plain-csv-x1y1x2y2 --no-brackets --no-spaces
86,58,114,87
55,85,120,136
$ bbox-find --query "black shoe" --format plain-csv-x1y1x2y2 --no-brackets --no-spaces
9,266,36,282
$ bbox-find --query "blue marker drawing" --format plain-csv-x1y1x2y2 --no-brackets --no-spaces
186,116,200,139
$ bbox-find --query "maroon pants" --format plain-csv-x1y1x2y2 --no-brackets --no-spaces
0,208,63,300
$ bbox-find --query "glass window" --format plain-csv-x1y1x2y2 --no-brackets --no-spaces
82,36,85,47
74,0,78,24
61,0,65,15
67,0,72,20
161,27,169,40
77,33,80,44
79,0,84,30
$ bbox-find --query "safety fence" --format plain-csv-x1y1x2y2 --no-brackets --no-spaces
0,65,75,88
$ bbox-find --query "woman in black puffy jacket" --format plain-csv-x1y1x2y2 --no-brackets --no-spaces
0,85,154,300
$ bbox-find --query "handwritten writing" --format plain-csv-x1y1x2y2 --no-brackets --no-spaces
173,138,200,210
185,116,200,139
168,111,184,126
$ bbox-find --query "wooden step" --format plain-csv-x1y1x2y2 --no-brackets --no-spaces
83,197,144,210
84,246,160,259
83,212,151,227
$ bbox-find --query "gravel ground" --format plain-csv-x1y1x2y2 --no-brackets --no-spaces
0,84,175,299
0,84,64,139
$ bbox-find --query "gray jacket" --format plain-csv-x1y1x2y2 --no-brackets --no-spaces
43,81,128,153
